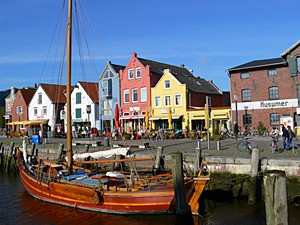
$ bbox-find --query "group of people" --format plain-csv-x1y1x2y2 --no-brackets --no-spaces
270,124,295,153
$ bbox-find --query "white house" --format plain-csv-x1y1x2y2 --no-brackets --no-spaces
68,81,99,132
28,83,67,133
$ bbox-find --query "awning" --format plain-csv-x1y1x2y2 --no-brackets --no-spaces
6,121,23,125
6,120,48,126
150,115,182,120
119,116,145,120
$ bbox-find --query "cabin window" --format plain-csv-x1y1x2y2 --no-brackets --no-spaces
141,87,147,102
269,86,278,100
124,90,129,103
155,96,161,107
76,92,81,104
136,68,141,79
132,88,138,102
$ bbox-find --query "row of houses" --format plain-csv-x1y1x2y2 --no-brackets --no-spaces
1,52,231,135
3,39,300,136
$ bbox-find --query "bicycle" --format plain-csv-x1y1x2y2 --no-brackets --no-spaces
237,137,255,154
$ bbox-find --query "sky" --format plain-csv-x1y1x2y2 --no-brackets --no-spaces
1,0,300,92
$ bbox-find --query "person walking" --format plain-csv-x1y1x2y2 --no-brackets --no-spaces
281,124,289,151
287,125,295,150
270,126,279,153
233,121,239,140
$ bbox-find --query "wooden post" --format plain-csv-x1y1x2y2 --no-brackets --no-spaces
5,142,14,172
0,143,3,168
31,143,36,155
264,170,288,225
194,146,202,176
217,141,221,150
57,143,64,162
153,147,164,174
171,153,193,225
248,148,260,205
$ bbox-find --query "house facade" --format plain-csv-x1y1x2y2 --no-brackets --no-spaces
227,40,300,132
3,87,18,126
70,81,99,132
28,83,67,133
99,61,125,132
0,89,11,128
151,69,228,132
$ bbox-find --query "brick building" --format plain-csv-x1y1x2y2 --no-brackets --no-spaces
227,40,300,132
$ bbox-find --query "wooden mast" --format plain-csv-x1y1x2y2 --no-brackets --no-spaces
66,0,73,173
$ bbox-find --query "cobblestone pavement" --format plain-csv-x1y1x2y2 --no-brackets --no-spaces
1,135,299,160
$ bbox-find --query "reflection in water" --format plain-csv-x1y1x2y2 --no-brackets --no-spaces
1,172,299,225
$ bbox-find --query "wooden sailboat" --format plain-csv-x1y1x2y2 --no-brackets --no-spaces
17,0,210,214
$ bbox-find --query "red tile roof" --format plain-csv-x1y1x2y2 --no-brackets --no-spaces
40,83,69,103
78,81,99,103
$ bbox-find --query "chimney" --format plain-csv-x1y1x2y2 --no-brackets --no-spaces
190,69,193,74
181,64,185,68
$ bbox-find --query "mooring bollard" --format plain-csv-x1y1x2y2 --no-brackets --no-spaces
171,153,193,225
248,148,260,205
263,170,288,225
217,141,221,150
5,142,15,172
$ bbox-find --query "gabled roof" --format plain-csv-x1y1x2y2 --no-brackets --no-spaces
281,40,300,57
173,74,222,95
137,57,194,77
227,58,286,72
110,63,126,74
78,81,99,103
19,88,36,105
40,83,68,104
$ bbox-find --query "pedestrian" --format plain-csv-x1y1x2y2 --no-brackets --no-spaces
157,127,164,140
233,121,239,140
281,124,289,151
270,126,279,153
287,125,295,150
184,126,189,138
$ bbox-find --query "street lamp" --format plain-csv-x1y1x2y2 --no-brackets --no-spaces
233,95,238,126
244,106,248,127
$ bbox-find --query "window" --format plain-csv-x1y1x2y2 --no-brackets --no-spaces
164,95,171,106
270,113,280,126
174,94,182,106
104,70,114,78
75,108,81,118
206,96,211,106
242,89,251,101
155,96,161,107
240,73,249,79
16,106,23,114
132,88,138,102
141,87,147,102
243,114,252,126
42,106,47,115
268,69,277,76
102,80,112,97
136,68,141,79
165,80,170,89
38,93,42,104
124,90,129,103
34,107,38,116
102,99,112,116
128,69,134,80
76,92,81,104
269,86,278,99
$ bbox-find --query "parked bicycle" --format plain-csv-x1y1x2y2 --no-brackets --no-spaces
237,137,257,154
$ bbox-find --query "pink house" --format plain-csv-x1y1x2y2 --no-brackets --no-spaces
119,52,196,133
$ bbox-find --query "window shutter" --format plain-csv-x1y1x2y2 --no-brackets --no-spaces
108,79,112,96
289,56,297,77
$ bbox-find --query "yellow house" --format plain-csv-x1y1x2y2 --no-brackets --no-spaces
151,69,186,130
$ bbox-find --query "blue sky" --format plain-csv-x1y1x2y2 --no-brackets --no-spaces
1,0,300,92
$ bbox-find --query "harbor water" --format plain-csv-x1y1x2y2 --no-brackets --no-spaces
0,171,299,225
